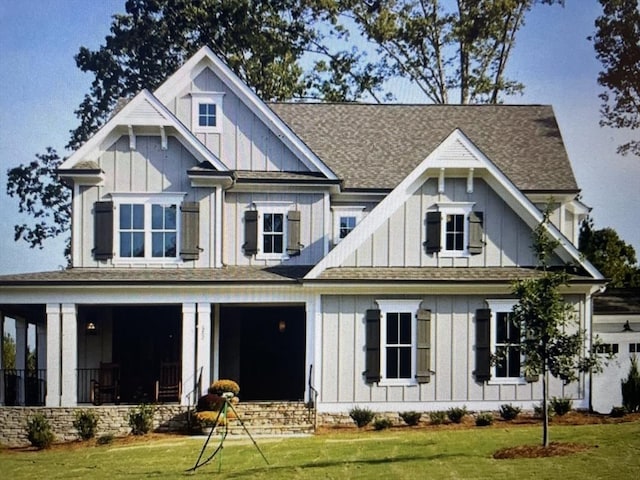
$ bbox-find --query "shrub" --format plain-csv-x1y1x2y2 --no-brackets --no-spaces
208,379,240,396
622,355,640,413
399,411,421,426
197,393,224,411
373,417,394,430
550,396,573,416
349,406,374,428
26,414,55,449
429,411,447,425
475,412,494,427
73,410,99,440
499,403,521,421
610,406,627,418
534,401,554,419
447,406,467,424
97,433,114,445
128,404,155,435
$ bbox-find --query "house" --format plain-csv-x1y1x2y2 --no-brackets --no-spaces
592,288,640,413
0,47,604,427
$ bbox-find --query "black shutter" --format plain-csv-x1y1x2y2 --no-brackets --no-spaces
243,210,258,255
468,211,484,255
424,211,441,253
286,210,302,256
475,308,492,382
416,309,432,383
93,201,114,260
180,201,200,260
364,309,381,383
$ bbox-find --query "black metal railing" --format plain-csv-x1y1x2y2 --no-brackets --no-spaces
1,369,46,406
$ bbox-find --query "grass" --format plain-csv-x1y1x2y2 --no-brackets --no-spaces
1,421,640,479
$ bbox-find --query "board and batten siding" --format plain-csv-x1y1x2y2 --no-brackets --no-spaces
223,191,328,266
167,67,309,173
318,294,586,409
78,135,218,268
343,178,538,268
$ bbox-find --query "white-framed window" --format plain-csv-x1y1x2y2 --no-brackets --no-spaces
254,201,293,260
111,193,185,263
438,202,474,257
191,92,224,133
331,206,365,244
486,299,524,384
377,299,422,385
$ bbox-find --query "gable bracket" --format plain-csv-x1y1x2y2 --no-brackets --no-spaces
467,168,474,194
438,168,445,193
128,125,136,151
159,126,168,150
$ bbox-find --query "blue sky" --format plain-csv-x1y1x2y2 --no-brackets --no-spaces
0,0,638,275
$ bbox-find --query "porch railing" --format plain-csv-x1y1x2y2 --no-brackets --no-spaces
1,369,46,406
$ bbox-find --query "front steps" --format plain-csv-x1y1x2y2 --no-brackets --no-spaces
224,401,315,436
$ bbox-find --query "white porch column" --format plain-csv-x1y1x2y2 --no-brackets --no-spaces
15,318,27,404
60,304,78,406
45,304,61,407
37,323,47,371
182,303,196,405
212,304,220,383
196,303,212,396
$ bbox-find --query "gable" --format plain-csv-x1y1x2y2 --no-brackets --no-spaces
306,129,602,280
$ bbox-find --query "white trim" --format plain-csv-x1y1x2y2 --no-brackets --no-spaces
376,299,422,386
253,201,293,261
190,92,224,134
110,192,186,264
214,187,223,268
485,299,525,385
331,205,365,245
436,202,474,258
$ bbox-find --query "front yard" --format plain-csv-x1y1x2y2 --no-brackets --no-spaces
2,417,639,479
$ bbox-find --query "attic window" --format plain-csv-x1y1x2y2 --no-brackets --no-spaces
191,92,224,134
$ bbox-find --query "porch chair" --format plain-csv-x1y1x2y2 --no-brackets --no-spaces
155,361,182,403
90,362,120,405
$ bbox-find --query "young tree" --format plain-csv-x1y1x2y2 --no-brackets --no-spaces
579,219,640,288
592,0,640,156
511,210,606,447
327,0,564,104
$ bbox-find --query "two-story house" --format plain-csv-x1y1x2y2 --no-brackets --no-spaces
0,47,604,420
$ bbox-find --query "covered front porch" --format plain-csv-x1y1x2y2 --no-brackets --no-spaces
1,301,311,407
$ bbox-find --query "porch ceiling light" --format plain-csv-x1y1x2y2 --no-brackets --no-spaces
278,319,286,333
86,321,97,335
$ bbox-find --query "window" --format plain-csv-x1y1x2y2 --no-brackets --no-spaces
191,92,224,133
376,299,423,385
425,203,483,256
331,206,365,244
630,343,640,353
485,299,524,384
198,103,216,127
111,193,185,262
246,201,302,260
596,343,619,354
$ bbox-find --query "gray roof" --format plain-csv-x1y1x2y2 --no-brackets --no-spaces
594,288,640,314
269,103,578,192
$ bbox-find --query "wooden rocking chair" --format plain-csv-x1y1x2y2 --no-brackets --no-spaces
155,361,182,403
90,362,120,405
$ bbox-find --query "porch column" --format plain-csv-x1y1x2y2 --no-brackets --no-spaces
196,303,212,396
60,304,78,406
0,311,4,405
45,304,62,407
37,323,47,371
15,318,27,404
182,303,196,405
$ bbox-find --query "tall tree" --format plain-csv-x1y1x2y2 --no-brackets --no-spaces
592,0,640,156
2,334,17,370
326,0,564,104
7,0,384,258
579,219,640,288
511,209,606,447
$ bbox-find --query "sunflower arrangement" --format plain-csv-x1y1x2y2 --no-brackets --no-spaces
194,379,240,429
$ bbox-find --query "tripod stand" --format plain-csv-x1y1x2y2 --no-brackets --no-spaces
187,393,269,473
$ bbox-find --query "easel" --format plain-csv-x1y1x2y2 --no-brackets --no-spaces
187,392,269,473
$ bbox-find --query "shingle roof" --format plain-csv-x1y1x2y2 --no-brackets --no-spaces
314,267,593,283
594,288,640,314
0,266,313,285
269,103,578,192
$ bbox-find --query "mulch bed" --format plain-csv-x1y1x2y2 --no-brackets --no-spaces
493,442,593,459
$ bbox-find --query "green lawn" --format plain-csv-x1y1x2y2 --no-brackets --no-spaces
2,421,640,479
